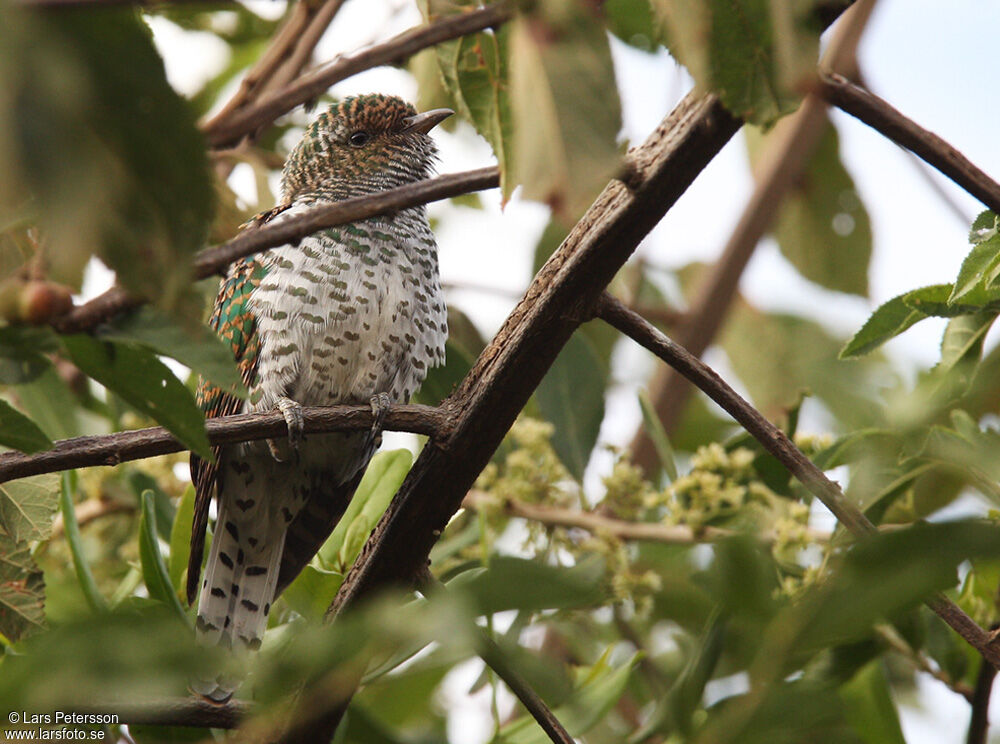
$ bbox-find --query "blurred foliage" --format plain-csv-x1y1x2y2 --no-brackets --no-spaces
0,2,996,744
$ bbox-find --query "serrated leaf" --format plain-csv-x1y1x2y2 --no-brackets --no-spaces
62,334,211,459
99,306,244,393
969,210,998,245
0,399,52,454
535,331,607,479
653,0,818,125
422,1,516,202
840,292,932,358
950,233,1000,305
138,490,186,622
0,531,45,642
0,473,59,544
747,122,871,296
903,282,995,317
510,2,622,221
318,449,413,572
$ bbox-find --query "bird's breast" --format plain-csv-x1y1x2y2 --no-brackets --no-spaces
248,211,446,413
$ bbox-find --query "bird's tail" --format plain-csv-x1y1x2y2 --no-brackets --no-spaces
192,500,284,703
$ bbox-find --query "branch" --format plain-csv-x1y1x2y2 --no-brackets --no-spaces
203,3,513,148
821,72,1000,215
874,623,974,702
277,89,742,740
82,697,248,729
50,497,134,538
629,0,876,470
201,0,347,136
417,567,575,744
596,292,1000,668
461,489,830,545
52,166,500,334
0,404,445,484
967,655,995,744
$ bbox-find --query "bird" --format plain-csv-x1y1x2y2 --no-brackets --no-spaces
187,94,452,702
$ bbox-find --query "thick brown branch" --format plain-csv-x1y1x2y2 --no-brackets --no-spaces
0,404,445,484
282,89,742,740
597,292,1000,668
821,73,1000,215
629,0,876,469
203,3,513,148
52,167,500,334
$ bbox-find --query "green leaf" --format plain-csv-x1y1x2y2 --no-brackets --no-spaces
0,531,46,642
318,449,413,572
138,490,187,622
969,210,998,245
0,326,57,384
510,1,623,221
903,282,995,317
283,565,344,622
13,363,82,440
950,233,1000,305
99,306,245,393
168,485,195,593
534,331,607,479
452,555,607,615
839,661,906,744
497,647,639,744
422,1,516,202
638,389,678,482
62,335,211,459
0,398,52,454
841,289,939,358
747,122,871,296
59,472,107,614
0,473,58,544
605,0,659,52
0,8,214,310
653,0,818,126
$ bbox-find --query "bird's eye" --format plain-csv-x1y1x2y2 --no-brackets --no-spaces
348,131,371,147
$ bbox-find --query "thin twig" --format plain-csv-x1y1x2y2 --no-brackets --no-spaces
85,697,248,729
461,489,830,545
50,497,135,538
596,292,1000,668
874,623,973,702
821,72,1000,215
967,657,996,744
417,567,575,744
52,167,500,334
204,3,513,148
0,404,446,484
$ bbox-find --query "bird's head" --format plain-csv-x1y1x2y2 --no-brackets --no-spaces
280,94,453,202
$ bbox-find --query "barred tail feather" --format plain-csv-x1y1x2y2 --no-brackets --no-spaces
192,500,283,702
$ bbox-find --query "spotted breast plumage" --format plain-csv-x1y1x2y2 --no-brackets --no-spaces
187,94,451,702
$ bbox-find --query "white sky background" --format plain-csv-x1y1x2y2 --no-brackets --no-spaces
146,1,1000,741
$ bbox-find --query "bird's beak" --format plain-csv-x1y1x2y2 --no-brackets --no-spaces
400,108,454,135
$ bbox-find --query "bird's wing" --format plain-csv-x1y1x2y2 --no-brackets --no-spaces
187,257,266,605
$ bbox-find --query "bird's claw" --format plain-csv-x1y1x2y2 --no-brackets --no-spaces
267,397,304,462
367,393,391,451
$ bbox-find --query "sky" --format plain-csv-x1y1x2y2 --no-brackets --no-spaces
144,1,1000,741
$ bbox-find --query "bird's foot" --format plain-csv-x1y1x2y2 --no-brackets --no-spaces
267,396,304,462
367,393,391,452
